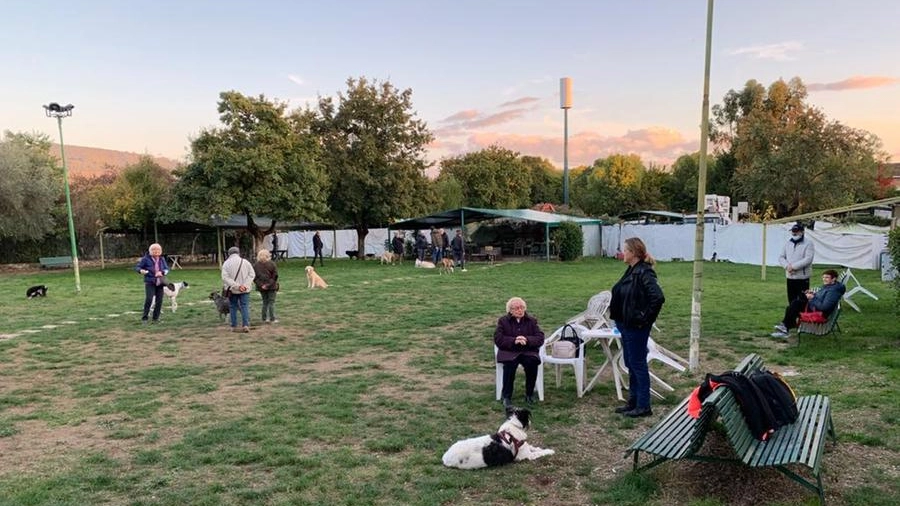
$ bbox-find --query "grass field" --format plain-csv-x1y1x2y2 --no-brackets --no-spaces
0,257,897,506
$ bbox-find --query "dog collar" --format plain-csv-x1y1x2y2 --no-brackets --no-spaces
498,430,525,457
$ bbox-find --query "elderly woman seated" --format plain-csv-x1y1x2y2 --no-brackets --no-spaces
771,269,845,339
494,297,545,407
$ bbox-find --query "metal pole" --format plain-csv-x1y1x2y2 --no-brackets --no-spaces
56,116,82,294
689,0,715,371
563,108,569,206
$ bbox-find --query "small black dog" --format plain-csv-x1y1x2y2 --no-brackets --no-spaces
27,285,48,298
345,250,359,260
209,291,230,320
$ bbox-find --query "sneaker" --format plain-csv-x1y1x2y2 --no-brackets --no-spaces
770,331,789,339
615,402,637,414
773,323,788,333
242,326,250,333
525,394,535,405
271,319,279,324
141,318,149,325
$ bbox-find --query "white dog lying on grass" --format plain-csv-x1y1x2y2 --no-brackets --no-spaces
415,259,436,269
442,407,554,469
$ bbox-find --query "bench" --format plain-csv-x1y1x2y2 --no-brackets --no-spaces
798,302,841,340
625,353,836,504
39,256,73,269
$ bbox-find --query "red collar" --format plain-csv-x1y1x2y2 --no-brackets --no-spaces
498,430,525,457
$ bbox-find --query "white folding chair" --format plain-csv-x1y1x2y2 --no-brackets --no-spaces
618,335,688,399
494,346,544,402
567,291,613,332
540,326,588,398
839,267,878,312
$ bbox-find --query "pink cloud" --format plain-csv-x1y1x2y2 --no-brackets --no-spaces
807,75,899,92
441,109,480,123
498,97,541,108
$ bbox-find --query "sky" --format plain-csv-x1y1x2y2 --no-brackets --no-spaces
2,0,898,171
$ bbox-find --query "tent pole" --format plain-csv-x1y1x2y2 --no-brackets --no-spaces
761,224,768,280
545,223,550,261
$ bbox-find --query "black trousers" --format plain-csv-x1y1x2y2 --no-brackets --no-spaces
311,249,324,266
786,278,810,304
782,296,809,330
143,283,164,321
500,355,541,399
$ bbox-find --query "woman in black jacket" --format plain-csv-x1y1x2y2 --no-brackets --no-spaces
609,237,665,417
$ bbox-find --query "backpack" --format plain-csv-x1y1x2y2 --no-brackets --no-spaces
748,370,798,429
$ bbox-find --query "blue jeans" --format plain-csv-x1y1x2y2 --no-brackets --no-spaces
229,292,250,327
620,324,652,409
432,247,443,263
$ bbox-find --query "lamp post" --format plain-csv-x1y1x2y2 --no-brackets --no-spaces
560,77,572,206
43,102,81,294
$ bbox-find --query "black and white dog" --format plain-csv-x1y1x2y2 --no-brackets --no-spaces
442,407,554,469
150,281,189,313
209,291,230,320
26,285,48,298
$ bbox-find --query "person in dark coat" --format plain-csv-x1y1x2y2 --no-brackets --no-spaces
494,297,545,407
391,231,405,258
771,269,845,338
415,232,427,262
135,243,170,324
311,231,324,266
609,237,665,418
451,229,466,271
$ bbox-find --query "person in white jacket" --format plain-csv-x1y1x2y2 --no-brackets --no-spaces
221,246,256,332
778,223,815,304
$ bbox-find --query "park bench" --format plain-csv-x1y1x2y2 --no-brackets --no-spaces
39,256,73,269
625,353,836,504
798,302,842,340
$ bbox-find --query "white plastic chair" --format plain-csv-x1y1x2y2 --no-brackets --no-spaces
539,326,588,398
495,346,544,402
618,336,688,399
566,291,613,332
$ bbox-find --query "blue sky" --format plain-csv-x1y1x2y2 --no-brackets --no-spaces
2,0,898,168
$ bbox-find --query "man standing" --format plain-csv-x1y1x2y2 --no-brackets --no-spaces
221,246,255,333
391,231,405,259
311,231,324,266
778,223,815,304
430,226,444,263
451,229,466,272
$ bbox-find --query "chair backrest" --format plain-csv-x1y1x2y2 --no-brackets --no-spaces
586,291,612,316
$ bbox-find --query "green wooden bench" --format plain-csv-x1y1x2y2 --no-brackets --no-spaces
39,256,73,269
798,302,842,340
625,353,836,504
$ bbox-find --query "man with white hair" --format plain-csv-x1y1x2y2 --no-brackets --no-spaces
221,246,255,332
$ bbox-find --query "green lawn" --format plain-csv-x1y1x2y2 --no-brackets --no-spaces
0,258,897,506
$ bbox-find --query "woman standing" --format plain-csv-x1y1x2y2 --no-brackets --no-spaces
609,237,665,418
135,243,170,324
254,249,279,324
494,297,545,407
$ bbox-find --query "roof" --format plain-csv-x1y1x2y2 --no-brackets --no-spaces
618,210,685,222
209,215,333,230
390,207,601,229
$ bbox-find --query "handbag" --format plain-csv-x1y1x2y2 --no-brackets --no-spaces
551,323,583,358
799,310,827,323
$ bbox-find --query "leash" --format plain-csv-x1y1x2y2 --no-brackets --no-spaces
497,430,525,458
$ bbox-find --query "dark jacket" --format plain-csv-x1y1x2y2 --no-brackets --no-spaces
451,235,464,253
609,260,665,329
135,254,169,285
253,260,279,292
391,236,404,255
415,234,427,250
312,233,323,252
494,313,545,363
808,282,846,315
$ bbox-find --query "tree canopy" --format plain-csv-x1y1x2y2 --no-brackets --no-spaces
174,91,329,243
437,145,533,209
314,77,435,251
712,78,884,217
0,132,62,240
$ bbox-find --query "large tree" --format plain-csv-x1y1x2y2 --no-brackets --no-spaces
437,146,533,208
520,155,562,205
174,91,329,244
0,132,62,240
712,78,884,217
571,154,647,216
103,157,175,237
314,77,435,252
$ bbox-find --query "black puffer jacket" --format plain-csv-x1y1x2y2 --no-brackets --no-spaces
609,261,665,328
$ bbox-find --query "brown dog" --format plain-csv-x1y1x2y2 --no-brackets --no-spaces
380,251,400,265
305,265,329,289
440,257,455,275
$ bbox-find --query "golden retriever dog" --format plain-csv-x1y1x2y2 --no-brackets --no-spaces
415,259,436,269
305,265,329,289
380,251,400,265
440,257,455,275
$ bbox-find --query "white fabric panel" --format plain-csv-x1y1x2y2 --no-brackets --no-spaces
581,224,600,257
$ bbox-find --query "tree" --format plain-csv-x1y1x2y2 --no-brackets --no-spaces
432,174,464,211
314,77,435,253
0,132,62,240
520,155,562,205
103,157,175,237
712,78,884,217
571,154,646,216
438,146,532,208
174,91,329,245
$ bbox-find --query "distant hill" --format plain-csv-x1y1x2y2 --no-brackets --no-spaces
51,144,181,177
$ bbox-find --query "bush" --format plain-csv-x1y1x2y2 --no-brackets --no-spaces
889,227,900,314
553,221,583,261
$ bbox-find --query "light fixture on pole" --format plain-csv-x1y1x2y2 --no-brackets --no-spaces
43,102,81,294
560,77,573,206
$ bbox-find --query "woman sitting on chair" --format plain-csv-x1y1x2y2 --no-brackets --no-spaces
494,297,545,407
771,269,845,339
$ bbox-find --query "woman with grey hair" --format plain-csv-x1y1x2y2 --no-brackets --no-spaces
135,243,169,324
494,297,545,407
254,249,279,324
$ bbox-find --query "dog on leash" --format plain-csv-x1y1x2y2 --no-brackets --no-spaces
345,250,359,260
380,251,400,265
209,291,230,320
442,407,554,469
151,281,189,313
305,265,329,289
439,257,455,275
26,285,48,298
414,259,436,269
